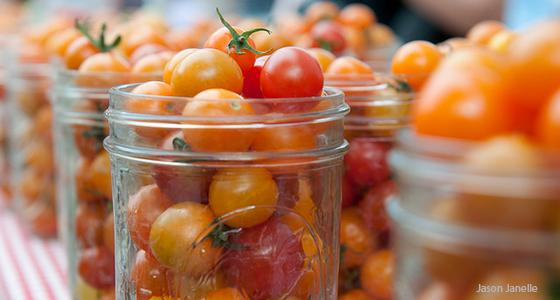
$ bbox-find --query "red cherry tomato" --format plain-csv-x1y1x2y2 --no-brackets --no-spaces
359,181,395,233
310,21,346,55
223,218,305,300
127,184,173,254
344,139,390,187
78,246,115,289
260,47,323,110
341,174,358,208
75,202,106,248
242,55,269,99
132,249,173,300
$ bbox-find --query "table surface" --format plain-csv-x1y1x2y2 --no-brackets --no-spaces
0,201,69,300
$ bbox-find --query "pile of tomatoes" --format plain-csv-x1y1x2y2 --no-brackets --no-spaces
388,20,560,300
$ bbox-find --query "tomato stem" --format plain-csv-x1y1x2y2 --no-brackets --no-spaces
215,8,271,55
172,138,190,151
200,222,246,250
75,19,121,53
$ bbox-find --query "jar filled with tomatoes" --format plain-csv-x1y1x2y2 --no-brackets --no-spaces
0,36,12,201
104,26,350,298
5,40,57,237
51,18,173,299
389,20,560,300
321,55,413,300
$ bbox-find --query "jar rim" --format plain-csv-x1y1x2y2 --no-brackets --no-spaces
325,73,415,102
388,198,559,254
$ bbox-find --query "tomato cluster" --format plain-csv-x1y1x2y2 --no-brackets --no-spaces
391,20,560,300
102,9,355,300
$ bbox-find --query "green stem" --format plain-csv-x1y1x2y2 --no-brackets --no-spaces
216,8,271,55
75,19,121,53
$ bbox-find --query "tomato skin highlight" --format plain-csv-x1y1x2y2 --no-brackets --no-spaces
536,89,560,150
260,47,323,109
222,218,305,300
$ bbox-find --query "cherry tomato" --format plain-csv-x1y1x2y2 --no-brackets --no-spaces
129,43,170,64
326,56,374,77
306,48,335,72
205,26,258,75
260,47,324,106
209,168,278,228
506,21,560,113
466,20,505,45
76,202,106,248
73,124,105,161
127,184,173,253
251,125,316,151
359,181,394,233
75,158,104,203
305,1,339,25
27,202,58,238
171,48,243,97
360,250,394,300
310,21,346,55
339,4,376,29
165,28,201,51
149,201,222,276
537,89,560,150
206,288,249,300
127,81,174,140
417,282,460,300
391,41,443,91
341,174,357,208
163,48,197,84
413,49,517,140
45,28,81,57
78,52,130,73
242,55,268,99
339,289,374,300
121,27,167,57
103,214,115,253
132,249,173,300
78,246,115,289
340,208,376,268
344,139,390,188
63,37,99,70
488,30,516,54
89,151,112,200
222,218,305,300
132,52,174,74
181,89,256,152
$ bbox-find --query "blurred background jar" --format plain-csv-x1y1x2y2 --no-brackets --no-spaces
105,84,348,300
324,57,413,299
389,131,560,300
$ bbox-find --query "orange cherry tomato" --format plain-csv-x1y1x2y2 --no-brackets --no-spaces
506,21,560,113
121,27,167,57
162,48,197,84
206,288,249,300
132,51,174,74
75,158,104,203
64,37,99,70
129,43,170,64
78,52,130,73
339,289,373,300
45,28,81,57
487,30,516,54
165,28,201,51
339,4,376,29
181,89,255,152
103,214,115,253
326,56,374,76
27,202,58,238
413,49,516,140
305,1,340,25
149,201,222,276
76,202,106,248
251,125,316,151
127,184,173,254
171,48,243,97
360,250,394,300
209,168,278,228
306,48,336,72
89,151,112,200
466,20,505,45
391,41,443,91
340,207,376,268
537,89,560,150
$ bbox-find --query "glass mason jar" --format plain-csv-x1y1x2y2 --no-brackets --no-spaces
0,36,11,201
389,131,560,300
6,56,56,237
52,70,159,299
105,85,349,300
325,73,413,298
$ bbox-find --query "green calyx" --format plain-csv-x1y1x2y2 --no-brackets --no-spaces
75,19,121,53
200,221,246,251
216,8,271,55
172,137,190,151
